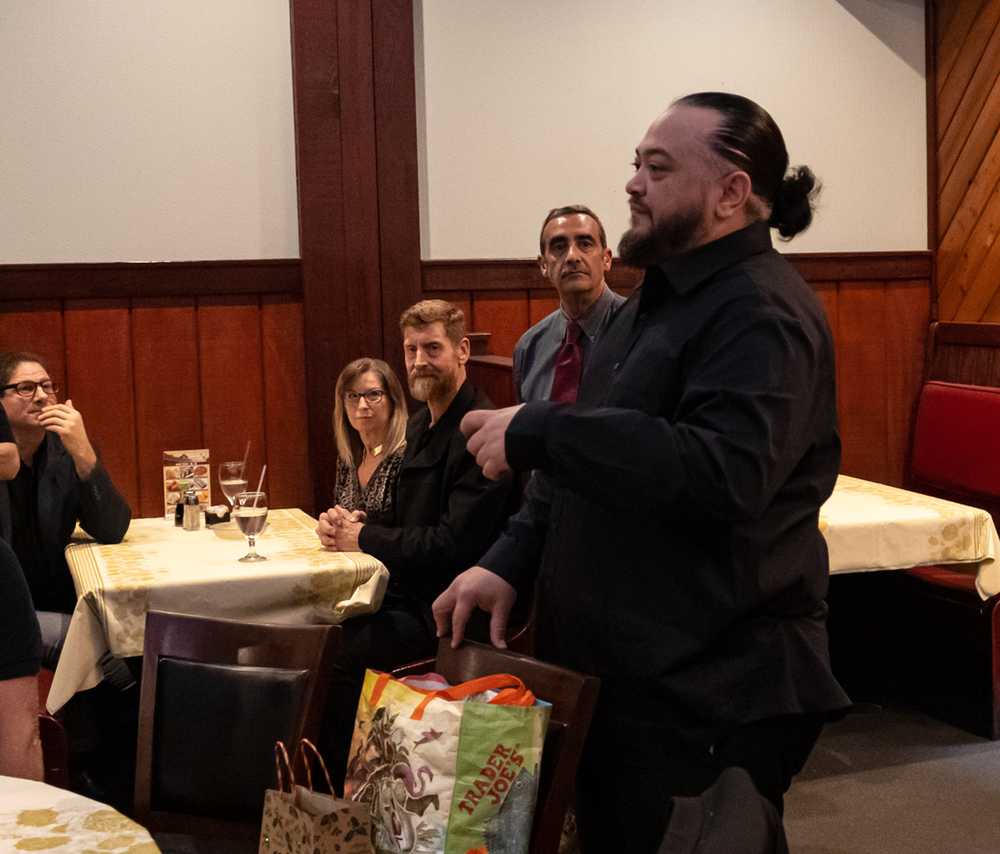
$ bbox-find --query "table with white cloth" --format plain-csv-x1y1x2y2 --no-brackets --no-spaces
0,774,160,852
820,474,1000,598
48,508,389,714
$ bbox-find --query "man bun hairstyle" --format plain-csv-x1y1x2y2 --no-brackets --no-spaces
675,92,821,240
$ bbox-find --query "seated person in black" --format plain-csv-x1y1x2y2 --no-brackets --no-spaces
0,352,131,668
316,300,514,786
0,538,44,781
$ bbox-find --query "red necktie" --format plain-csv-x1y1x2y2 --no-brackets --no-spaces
550,320,582,403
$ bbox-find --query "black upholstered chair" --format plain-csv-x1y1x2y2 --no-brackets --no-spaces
133,610,340,842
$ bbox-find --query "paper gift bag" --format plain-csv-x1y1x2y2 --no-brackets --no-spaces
344,669,550,854
260,739,374,854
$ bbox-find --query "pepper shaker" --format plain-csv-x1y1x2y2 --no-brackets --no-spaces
182,489,201,531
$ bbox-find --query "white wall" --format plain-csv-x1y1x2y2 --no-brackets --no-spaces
1,1,926,267
0,1,298,265
415,0,927,258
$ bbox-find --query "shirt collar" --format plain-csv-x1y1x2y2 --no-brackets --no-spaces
639,221,773,310
562,282,617,340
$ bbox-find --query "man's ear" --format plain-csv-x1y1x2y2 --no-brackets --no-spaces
715,170,753,220
537,254,549,278
602,246,613,272
457,337,471,365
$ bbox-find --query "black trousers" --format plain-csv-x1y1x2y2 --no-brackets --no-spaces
574,711,826,854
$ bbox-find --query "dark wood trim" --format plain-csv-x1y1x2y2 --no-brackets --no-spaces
422,251,934,292
0,259,301,303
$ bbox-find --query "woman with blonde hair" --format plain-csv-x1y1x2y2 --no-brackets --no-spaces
331,357,407,523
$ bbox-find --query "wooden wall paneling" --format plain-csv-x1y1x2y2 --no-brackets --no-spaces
196,297,268,506
131,298,203,518
951,197,1000,321
936,127,1000,289
261,295,313,513
62,300,139,516
372,0,423,385
0,260,301,302
936,1,999,149
528,289,559,327
935,0,979,87
0,302,66,386
337,0,383,360
290,0,350,512
937,73,1000,236
883,282,933,488
833,281,891,483
470,290,531,358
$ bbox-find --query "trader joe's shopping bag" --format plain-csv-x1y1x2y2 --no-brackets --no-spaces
260,739,373,854
344,669,550,854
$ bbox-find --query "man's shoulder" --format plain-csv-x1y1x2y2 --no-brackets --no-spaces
518,309,563,344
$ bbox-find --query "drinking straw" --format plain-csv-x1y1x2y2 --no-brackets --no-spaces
240,440,251,478
253,465,267,506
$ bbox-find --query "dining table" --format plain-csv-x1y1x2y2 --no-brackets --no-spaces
0,774,160,852
820,474,1000,598
47,507,389,714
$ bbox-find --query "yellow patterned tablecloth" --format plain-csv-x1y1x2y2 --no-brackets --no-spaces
48,509,389,713
0,774,160,852
820,475,1000,599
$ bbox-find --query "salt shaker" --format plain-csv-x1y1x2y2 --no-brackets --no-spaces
182,489,201,531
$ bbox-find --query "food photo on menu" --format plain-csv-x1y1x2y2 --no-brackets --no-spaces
162,449,211,517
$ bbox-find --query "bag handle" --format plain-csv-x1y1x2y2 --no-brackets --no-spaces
369,671,536,721
274,741,295,793
295,738,335,795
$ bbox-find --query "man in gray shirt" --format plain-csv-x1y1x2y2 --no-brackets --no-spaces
513,205,625,403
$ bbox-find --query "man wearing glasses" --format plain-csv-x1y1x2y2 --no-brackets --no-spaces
0,352,131,668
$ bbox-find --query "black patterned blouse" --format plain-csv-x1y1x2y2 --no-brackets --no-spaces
333,444,405,525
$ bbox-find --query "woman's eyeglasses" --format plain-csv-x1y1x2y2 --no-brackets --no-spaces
345,389,385,407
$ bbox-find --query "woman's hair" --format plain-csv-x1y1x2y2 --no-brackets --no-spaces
0,351,45,387
333,357,407,468
675,92,821,240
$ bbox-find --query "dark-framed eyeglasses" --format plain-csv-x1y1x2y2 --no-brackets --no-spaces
2,380,58,398
345,389,385,407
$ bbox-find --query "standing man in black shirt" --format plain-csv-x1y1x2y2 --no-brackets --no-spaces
435,93,850,853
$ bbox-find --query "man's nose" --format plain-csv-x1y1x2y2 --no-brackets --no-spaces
412,348,428,366
32,385,49,402
625,171,643,195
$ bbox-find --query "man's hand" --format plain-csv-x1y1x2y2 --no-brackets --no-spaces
37,400,97,479
433,566,517,649
315,505,367,552
460,405,523,480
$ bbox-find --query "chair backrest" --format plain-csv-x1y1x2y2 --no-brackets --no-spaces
133,610,340,841
429,638,600,854
910,380,1000,521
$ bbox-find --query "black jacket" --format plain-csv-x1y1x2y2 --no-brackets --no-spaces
358,380,514,620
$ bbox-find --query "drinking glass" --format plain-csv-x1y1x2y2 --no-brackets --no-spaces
233,491,268,562
219,461,248,513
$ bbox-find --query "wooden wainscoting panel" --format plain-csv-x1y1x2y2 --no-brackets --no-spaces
470,291,531,358
0,302,67,387
828,281,891,482
63,300,139,516
132,298,203,519
883,282,933,487
196,297,269,504
528,290,560,327
262,295,313,514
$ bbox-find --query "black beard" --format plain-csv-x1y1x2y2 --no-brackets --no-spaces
618,206,704,268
